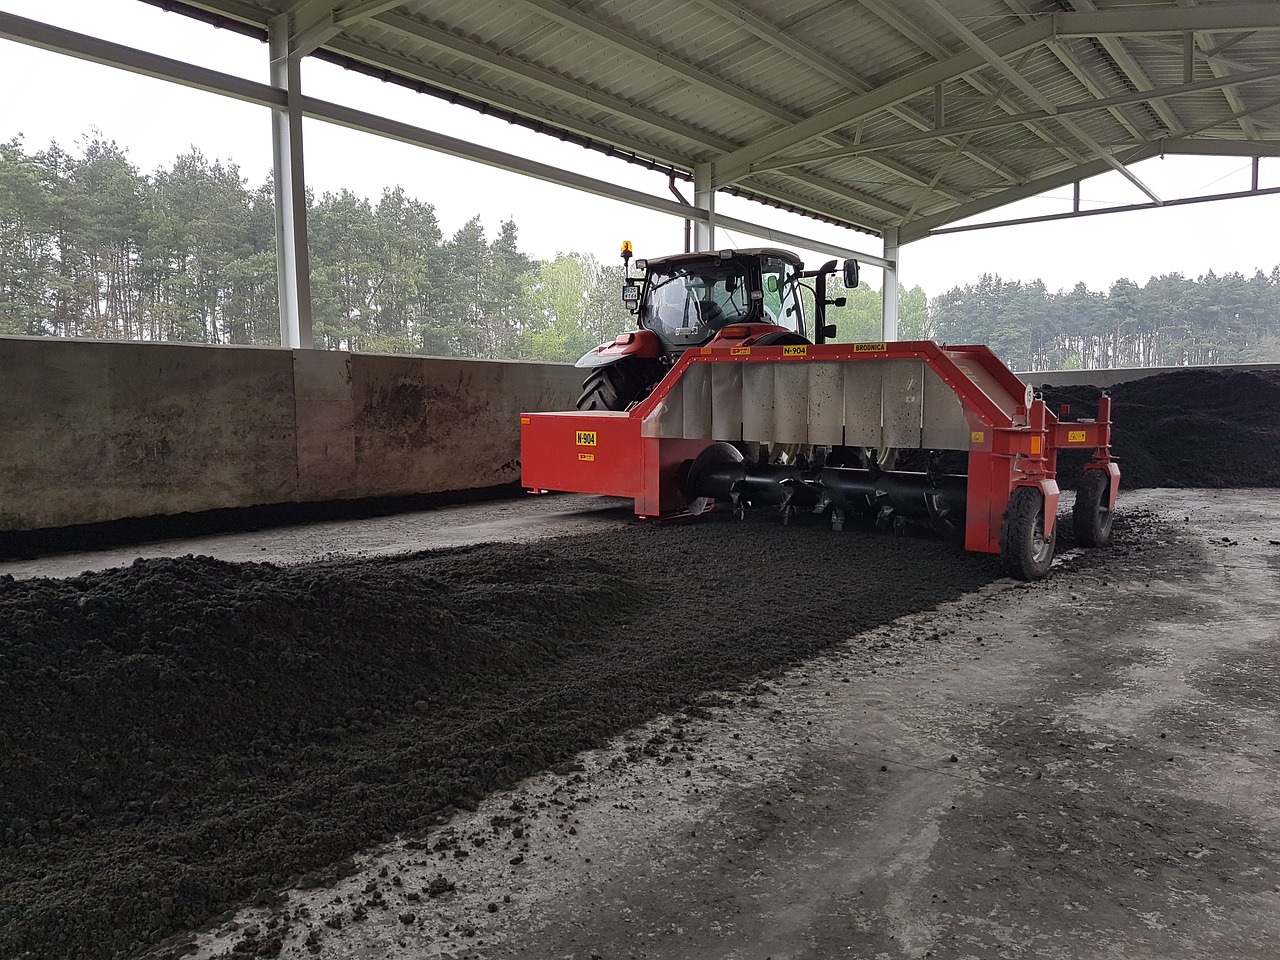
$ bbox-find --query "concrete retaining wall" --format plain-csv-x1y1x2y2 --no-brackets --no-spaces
0,336,582,531
6,334,1276,533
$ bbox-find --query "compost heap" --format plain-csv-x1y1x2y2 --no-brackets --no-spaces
1039,367,1280,488
1,523,997,960
1,367,1277,960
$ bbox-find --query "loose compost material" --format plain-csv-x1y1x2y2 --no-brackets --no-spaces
1,522,994,960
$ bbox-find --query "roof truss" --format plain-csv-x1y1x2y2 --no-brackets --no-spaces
9,0,1280,248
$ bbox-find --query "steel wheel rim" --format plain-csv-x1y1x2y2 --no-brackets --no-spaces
1031,513,1052,563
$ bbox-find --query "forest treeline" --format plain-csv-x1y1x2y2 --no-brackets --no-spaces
2,136,1278,369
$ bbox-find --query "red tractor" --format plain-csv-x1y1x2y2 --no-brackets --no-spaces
574,244,859,412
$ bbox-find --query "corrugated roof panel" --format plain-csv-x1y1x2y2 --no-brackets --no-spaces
135,0,1280,237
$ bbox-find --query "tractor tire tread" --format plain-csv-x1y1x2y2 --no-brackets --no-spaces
576,359,651,412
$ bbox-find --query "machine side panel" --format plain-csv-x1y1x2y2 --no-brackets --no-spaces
681,362,713,439
922,365,973,450
521,411,640,498
808,363,845,446
881,360,924,449
773,363,810,444
842,362,883,447
741,363,777,443
643,375,685,439
710,363,743,442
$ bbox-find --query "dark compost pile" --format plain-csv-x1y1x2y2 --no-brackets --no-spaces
1040,368,1280,488
0,521,996,960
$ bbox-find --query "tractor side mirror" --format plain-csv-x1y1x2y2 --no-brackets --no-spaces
831,297,847,308
842,259,860,288
821,323,837,340
622,283,641,314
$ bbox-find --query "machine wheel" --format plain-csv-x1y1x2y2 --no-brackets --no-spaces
576,358,653,411
999,486,1056,581
1073,470,1113,548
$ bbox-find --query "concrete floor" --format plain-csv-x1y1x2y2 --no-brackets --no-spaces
28,489,1280,960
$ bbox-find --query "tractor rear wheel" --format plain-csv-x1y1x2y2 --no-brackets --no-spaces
999,486,1056,581
1072,469,1113,547
576,358,653,411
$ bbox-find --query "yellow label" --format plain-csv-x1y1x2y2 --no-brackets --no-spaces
971,431,985,444
1068,429,1087,443
782,344,807,357
730,346,751,356
854,341,888,353
578,453,595,462
1031,437,1043,455
575,431,597,446
520,417,531,425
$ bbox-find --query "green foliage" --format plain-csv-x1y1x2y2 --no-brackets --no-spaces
2,134,1278,370
931,269,1280,369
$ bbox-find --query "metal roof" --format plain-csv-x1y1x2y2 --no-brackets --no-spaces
123,0,1280,246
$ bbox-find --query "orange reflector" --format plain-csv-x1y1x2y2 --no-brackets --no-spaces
1031,436,1043,455
720,325,750,339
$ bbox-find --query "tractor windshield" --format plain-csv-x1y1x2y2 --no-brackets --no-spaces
640,260,751,347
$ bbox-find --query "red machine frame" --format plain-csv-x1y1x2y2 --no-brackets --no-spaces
521,340,1118,556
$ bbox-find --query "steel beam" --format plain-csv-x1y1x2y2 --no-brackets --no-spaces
694,164,716,251
921,0,1164,206
899,146,1161,243
711,18,1057,186
1056,4,1280,38
269,15,314,350
711,216,891,270
0,9,283,109
1161,140,1280,157
1064,0,1184,136
927,184,1280,235
320,35,696,166
287,0,406,57
747,63,1280,171
881,227,900,342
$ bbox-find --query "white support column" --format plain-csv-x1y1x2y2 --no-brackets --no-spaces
269,14,314,350
881,226,900,341
693,162,715,252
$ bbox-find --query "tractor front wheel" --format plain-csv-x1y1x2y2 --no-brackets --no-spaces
576,358,654,411
1072,469,1114,547
999,486,1056,581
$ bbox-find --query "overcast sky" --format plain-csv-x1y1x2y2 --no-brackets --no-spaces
2,0,1277,296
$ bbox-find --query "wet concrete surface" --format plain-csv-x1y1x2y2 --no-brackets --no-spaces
139,488,1280,960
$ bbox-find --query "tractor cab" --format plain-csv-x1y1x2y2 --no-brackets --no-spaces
634,249,807,351
574,244,859,412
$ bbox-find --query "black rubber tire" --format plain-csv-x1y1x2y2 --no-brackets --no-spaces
1073,469,1113,548
999,486,1056,581
576,359,650,411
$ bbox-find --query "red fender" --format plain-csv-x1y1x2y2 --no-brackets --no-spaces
575,329,662,369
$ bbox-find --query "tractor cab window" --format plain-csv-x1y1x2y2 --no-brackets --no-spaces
760,257,803,333
641,261,750,346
